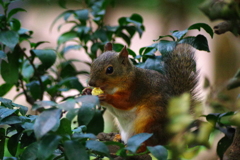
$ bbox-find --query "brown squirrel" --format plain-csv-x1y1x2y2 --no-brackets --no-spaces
88,42,198,150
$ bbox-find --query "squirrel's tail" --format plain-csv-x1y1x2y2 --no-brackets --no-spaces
164,43,198,98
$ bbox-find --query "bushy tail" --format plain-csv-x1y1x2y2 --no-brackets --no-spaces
164,43,198,97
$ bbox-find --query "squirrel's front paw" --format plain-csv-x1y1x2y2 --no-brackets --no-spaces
98,94,107,101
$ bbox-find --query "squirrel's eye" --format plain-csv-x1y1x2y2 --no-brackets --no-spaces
106,66,113,74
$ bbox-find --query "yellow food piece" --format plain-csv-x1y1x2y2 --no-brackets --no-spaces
91,87,104,95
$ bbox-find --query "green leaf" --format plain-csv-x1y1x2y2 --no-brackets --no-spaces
7,8,26,21
64,140,89,160
157,40,177,56
57,31,78,44
38,134,62,160
1,52,19,84
0,50,7,62
172,29,188,40
0,97,13,108
179,34,210,52
62,44,81,55
56,118,72,136
0,128,5,160
12,103,28,116
217,135,234,160
58,0,67,8
74,9,89,21
0,83,13,97
147,145,168,160
20,142,38,160
0,115,23,125
0,30,19,49
59,77,84,92
227,77,240,90
58,98,75,110
86,110,104,135
125,133,153,153
26,81,41,100
139,56,164,73
31,49,56,70
22,60,34,81
188,23,214,38
0,108,16,121
33,108,62,139
7,132,21,156
32,101,56,111
129,13,143,23
75,95,99,107
77,103,95,126
20,132,36,149
10,18,21,31
86,140,110,156
50,10,74,31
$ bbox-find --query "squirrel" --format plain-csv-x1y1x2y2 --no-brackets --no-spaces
88,42,198,151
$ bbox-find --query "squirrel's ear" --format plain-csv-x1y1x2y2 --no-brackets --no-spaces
119,46,129,58
104,42,113,52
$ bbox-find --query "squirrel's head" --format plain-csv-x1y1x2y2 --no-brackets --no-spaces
88,42,134,93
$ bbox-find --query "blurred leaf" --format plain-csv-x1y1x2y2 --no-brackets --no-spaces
59,61,77,78
20,142,38,160
30,41,49,49
59,76,84,92
172,29,188,40
57,31,78,45
86,140,110,156
217,135,234,160
0,83,13,97
32,101,57,111
227,77,240,90
20,132,36,149
26,81,41,100
72,133,96,140
56,118,72,135
64,140,89,160
77,103,95,126
0,97,13,108
74,9,89,21
10,18,21,31
125,133,153,153
38,134,62,160
147,145,168,160
7,132,21,156
139,56,164,73
86,110,104,135
0,50,7,62
22,60,34,81
0,115,23,125
1,52,19,84
0,128,5,160
33,108,62,139
0,108,16,121
62,44,81,55
112,43,124,52
188,23,214,38
157,40,177,56
12,103,28,116
0,30,19,49
58,98,75,110
75,95,99,106
58,0,67,8
31,49,56,70
7,8,26,21
128,13,143,24
50,10,74,31
179,34,210,52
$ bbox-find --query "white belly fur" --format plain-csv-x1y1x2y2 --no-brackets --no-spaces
102,103,137,144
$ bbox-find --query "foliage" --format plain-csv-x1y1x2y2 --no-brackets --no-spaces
0,0,239,160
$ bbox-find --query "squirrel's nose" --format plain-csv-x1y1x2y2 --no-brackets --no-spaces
88,79,96,87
